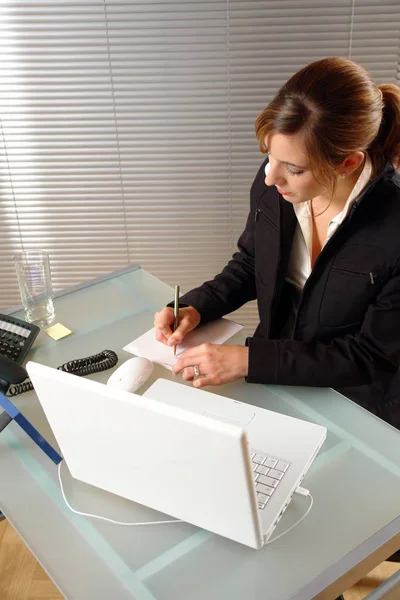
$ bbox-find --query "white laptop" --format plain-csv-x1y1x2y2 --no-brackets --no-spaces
26,361,326,549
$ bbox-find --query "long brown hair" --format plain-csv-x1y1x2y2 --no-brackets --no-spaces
255,57,400,188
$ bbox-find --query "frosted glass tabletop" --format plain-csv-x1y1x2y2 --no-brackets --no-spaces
0,265,399,600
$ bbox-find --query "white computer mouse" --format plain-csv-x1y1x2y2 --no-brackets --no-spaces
107,357,154,393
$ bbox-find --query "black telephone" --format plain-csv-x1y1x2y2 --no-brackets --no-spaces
0,312,118,397
0,313,119,439
0,313,40,392
0,313,40,434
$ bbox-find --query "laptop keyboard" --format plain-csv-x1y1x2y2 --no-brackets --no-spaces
251,451,290,510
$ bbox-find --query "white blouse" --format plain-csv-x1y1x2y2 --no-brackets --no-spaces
286,157,373,290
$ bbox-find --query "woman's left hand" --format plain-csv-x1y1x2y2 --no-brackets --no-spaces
172,343,249,388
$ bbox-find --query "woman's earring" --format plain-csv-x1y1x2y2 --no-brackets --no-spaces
340,173,346,179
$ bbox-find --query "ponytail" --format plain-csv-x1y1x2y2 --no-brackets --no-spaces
370,84,400,172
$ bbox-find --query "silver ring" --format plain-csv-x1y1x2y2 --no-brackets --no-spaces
193,365,200,378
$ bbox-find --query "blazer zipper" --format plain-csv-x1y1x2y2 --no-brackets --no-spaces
255,207,263,223
254,198,280,334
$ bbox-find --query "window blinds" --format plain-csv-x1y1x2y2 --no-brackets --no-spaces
1,1,399,334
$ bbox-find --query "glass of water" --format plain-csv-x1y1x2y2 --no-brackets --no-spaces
14,250,56,327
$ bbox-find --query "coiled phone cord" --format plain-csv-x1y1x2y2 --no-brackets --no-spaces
58,349,118,377
7,349,118,397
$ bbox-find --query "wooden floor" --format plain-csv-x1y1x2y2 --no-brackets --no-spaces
0,519,398,600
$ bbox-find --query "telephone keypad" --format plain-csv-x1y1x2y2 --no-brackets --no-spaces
0,314,40,366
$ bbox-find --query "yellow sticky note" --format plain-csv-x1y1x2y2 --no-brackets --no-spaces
44,323,73,341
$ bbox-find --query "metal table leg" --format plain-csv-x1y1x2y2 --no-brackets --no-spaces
363,569,400,600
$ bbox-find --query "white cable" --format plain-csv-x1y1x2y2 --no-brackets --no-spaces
295,486,310,497
59,462,312,540
58,462,182,526
265,492,314,545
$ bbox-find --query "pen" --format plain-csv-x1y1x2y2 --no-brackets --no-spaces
173,285,180,356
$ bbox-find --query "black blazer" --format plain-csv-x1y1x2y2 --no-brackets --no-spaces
179,158,400,427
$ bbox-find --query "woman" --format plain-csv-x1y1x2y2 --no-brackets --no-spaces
154,56,400,431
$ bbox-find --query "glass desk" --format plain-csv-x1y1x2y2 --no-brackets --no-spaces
0,265,399,600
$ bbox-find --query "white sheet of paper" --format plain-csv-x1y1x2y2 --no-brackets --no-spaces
123,318,243,369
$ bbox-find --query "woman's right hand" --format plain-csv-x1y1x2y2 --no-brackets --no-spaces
154,305,201,347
